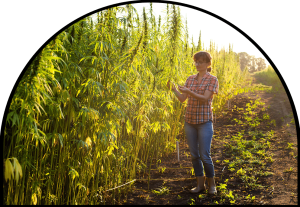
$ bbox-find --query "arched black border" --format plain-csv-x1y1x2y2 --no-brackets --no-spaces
0,1,299,142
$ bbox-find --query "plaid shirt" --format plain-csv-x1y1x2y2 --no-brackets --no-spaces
184,72,219,124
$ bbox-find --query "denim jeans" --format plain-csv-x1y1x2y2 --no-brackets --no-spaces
184,121,215,178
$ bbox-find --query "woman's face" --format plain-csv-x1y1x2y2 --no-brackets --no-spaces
194,57,211,72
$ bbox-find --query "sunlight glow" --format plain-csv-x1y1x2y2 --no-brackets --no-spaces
132,2,269,65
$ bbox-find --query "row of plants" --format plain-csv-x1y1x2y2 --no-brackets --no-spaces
213,96,296,205
253,65,285,93
3,3,251,205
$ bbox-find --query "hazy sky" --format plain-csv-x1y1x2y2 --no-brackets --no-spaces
133,2,269,64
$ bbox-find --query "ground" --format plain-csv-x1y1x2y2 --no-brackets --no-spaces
105,76,298,205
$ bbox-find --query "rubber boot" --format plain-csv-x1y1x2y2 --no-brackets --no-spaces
207,177,217,195
189,176,206,193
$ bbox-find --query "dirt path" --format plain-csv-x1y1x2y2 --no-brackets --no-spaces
243,85,298,205
110,78,298,205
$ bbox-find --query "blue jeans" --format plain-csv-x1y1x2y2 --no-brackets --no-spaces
184,121,215,178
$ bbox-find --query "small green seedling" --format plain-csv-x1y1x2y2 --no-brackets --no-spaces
152,186,170,196
286,142,294,150
198,194,206,199
284,167,293,173
237,168,246,176
188,198,195,205
246,194,255,201
223,159,230,164
229,168,235,172
159,166,166,174
217,183,227,193
185,152,189,159
226,190,235,201
263,113,270,120
190,168,195,176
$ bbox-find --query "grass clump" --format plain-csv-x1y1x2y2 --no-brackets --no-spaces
253,65,284,93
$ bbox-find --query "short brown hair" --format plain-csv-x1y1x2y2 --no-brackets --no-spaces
193,51,212,72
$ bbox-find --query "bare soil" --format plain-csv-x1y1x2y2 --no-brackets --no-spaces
106,76,298,205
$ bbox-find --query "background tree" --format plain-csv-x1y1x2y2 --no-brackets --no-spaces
256,57,267,72
249,55,256,73
238,52,250,71
238,52,266,73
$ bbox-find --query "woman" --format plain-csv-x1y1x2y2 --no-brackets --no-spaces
167,51,218,194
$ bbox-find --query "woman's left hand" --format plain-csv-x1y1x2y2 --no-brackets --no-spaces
178,85,190,93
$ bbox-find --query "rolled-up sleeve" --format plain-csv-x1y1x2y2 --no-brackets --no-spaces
207,77,219,94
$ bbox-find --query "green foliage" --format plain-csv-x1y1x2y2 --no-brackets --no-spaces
152,186,170,196
283,167,294,173
253,65,284,93
4,3,250,205
245,194,255,202
159,166,166,174
188,197,195,205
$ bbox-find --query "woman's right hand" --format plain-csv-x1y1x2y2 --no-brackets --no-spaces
167,80,175,91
